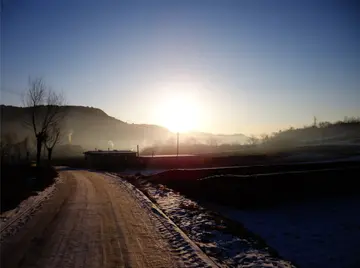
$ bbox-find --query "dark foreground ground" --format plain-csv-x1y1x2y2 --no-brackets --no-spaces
1,164,57,213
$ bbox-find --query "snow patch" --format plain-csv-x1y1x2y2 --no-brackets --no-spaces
118,169,168,176
210,197,360,268
105,173,217,268
117,175,296,267
0,177,61,240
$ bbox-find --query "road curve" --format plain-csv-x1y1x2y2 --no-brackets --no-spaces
1,170,184,268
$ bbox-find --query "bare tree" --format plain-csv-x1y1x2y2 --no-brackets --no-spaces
247,135,259,146
313,116,318,128
23,78,66,166
260,133,269,144
318,121,330,128
44,123,62,161
207,137,218,147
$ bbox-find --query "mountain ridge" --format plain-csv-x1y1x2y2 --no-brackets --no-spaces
0,105,249,150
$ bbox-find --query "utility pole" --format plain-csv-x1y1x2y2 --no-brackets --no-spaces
177,132,179,156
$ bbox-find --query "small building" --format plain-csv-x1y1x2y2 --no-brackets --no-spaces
84,150,138,170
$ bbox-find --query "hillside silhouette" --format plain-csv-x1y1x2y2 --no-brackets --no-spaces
0,105,248,154
1,105,171,152
142,117,360,156
2,105,359,157
265,117,360,148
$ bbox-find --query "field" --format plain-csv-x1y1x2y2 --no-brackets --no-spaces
210,196,360,268
140,160,359,208
47,145,360,210
138,144,360,169
121,157,360,267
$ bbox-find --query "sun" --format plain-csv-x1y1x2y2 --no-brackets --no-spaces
154,91,200,133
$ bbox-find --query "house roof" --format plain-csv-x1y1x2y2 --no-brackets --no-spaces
84,150,136,155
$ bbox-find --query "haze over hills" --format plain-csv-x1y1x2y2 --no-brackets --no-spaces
2,104,359,157
181,132,248,145
0,105,249,152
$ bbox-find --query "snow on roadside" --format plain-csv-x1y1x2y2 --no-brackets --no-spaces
0,177,61,241
209,197,360,268
105,172,217,268
117,168,167,176
117,175,295,268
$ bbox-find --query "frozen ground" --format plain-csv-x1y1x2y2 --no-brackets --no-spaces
210,197,360,268
120,176,296,267
2,171,217,268
0,177,60,240
106,173,218,267
118,168,167,176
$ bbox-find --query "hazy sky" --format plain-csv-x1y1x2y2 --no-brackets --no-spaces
1,0,360,135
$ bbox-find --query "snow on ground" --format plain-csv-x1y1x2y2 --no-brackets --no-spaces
210,197,360,268
0,177,60,240
120,176,295,268
118,168,167,176
106,172,217,268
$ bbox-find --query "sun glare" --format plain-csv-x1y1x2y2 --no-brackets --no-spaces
154,90,200,133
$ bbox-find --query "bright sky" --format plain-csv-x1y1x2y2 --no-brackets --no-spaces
1,0,360,135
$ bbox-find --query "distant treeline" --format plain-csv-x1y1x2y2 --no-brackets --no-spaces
141,117,360,155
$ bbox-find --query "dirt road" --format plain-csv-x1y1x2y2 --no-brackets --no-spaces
1,170,198,268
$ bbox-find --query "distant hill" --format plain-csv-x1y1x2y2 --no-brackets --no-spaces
0,105,249,153
142,118,360,156
265,118,360,148
0,105,172,151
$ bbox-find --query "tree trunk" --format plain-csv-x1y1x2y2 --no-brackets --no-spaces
36,136,42,166
47,148,53,162
43,143,46,158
